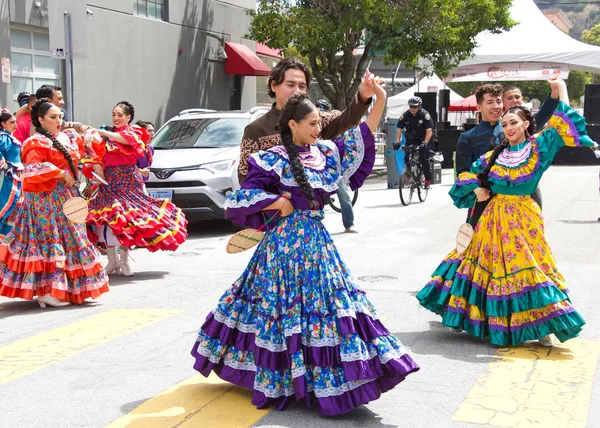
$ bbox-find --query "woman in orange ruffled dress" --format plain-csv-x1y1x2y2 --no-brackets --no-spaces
0,98,109,307
87,101,187,277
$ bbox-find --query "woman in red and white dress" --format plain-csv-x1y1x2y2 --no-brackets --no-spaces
0,98,109,307
87,101,187,277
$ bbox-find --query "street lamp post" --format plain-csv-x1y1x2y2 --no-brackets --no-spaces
63,11,74,121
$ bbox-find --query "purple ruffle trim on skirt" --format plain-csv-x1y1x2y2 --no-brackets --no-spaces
191,311,419,416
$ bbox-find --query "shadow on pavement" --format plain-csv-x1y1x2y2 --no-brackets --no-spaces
394,321,497,364
107,271,169,286
0,298,102,319
186,219,238,238
364,203,403,209
558,219,600,224
256,403,398,427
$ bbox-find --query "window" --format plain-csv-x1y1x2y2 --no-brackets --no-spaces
153,118,249,149
134,0,168,21
10,28,61,111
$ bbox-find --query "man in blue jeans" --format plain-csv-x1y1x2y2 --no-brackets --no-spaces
316,99,358,233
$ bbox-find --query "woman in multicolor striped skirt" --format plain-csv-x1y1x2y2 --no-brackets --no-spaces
0,99,109,307
87,101,187,277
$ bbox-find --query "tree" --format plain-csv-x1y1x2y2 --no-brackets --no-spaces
582,23,600,84
565,70,591,104
582,22,600,46
247,0,514,109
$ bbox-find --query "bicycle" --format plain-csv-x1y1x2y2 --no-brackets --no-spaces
398,145,428,206
326,188,359,212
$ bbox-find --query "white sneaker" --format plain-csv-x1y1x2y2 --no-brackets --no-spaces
345,227,358,233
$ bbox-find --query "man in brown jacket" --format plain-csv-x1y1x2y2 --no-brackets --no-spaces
238,58,375,184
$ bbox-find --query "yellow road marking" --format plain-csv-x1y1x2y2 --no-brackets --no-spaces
0,309,180,386
453,339,600,427
107,373,271,428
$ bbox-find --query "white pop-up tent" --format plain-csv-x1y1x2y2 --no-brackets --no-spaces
387,74,463,118
447,0,600,82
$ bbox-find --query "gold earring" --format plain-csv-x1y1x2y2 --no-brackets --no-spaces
292,130,298,144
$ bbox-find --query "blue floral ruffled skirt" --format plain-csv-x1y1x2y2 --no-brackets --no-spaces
191,210,419,416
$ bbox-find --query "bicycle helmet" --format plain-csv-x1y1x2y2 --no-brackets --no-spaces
17,92,34,106
408,96,423,107
315,98,332,112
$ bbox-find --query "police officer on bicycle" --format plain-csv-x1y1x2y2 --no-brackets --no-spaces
394,96,434,188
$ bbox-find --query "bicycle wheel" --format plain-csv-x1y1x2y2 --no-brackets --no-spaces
327,194,342,213
328,189,359,212
417,169,428,202
351,188,359,206
399,171,414,206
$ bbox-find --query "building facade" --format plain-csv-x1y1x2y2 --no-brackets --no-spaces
542,9,574,34
0,0,268,127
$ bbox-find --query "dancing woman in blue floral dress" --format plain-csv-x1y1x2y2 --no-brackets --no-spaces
191,79,419,416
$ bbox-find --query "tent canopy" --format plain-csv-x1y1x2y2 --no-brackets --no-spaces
449,94,477,112
448,0,600,81
387,74,463,117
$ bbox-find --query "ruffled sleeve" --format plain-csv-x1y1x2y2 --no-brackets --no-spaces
448,157,485,208
331,122,375,190
107,126,145,158
535,101,596,165
224,159,280,229
21,137,63,190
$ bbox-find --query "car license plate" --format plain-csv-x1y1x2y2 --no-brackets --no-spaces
150,190,173,201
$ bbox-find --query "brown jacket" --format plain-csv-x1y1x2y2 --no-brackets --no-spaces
237,96,370,184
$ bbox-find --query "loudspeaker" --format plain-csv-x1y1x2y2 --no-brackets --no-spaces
438,89,450,123
584,84,600,125
415,92,437,125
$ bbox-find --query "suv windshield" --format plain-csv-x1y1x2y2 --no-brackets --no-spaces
153,117,247,149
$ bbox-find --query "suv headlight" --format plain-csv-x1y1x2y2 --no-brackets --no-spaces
201,159,235,173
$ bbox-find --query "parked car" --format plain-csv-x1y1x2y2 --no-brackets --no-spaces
147,107,269,221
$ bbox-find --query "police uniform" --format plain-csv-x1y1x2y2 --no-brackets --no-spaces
397,108,433,180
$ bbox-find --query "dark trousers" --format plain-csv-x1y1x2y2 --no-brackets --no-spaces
468,187,544,227
404,141,432,180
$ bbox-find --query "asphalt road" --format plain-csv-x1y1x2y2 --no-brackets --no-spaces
0,165,598,428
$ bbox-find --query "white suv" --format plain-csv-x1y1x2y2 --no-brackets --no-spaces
147,107,269,221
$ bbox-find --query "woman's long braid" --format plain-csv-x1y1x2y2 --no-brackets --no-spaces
477,106,536,189
477,139,508,189
31,99,78,180
278,94,318,208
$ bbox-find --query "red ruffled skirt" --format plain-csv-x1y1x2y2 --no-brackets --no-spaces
87,164,187,252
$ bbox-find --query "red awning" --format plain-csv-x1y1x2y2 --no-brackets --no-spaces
448,94,478,112
256,42,283,59
225,42,271,76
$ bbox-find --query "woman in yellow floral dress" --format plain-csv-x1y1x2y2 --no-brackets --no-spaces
416,102,598,347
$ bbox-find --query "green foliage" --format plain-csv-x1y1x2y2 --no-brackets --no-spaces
582,23,600,46
247,0,513,108
566,70,591,104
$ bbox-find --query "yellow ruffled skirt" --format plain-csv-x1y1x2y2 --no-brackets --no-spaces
417,194,585,346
